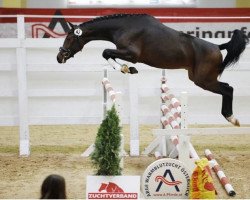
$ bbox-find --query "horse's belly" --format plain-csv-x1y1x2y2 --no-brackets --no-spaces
140,52,190,69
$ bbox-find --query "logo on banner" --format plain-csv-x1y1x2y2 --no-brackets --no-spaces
98,182,124,193
32,10,70,38
141,158,191,199
88,182,138,199
155,170,182,192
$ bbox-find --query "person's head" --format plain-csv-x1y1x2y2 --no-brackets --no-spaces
40,174,66,199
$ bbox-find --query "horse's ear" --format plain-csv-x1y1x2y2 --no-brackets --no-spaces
68,21,75,29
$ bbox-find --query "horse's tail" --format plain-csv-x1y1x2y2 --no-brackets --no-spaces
218,29,249,75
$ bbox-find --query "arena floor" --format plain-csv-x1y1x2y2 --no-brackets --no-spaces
0,124,250,199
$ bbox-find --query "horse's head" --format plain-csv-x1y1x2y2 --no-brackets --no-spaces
57,22,86,63
98,183,107,192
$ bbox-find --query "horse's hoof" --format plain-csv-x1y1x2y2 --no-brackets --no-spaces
227,115,240,127
120,64,130,74
234,119,240,127
129,67,138,74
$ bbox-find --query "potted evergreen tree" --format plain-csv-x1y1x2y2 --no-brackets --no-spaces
91,105,122,175
86,105,140,198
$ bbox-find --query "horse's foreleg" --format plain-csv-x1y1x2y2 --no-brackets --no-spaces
106,58,123,71
102,49,138,74
107,59,135,74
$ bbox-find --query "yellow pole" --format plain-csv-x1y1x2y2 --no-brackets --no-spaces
236,0,250,7
2,0,27,8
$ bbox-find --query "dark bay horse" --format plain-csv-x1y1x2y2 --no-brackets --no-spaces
57,14,249,126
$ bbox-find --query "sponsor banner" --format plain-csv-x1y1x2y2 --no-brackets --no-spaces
141,158,191,199
1,8,250,23
1,21,250,39
0,8,250,38
86,175,140,199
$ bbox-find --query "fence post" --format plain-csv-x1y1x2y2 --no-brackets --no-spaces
181,91,188,129
103,68,108,118
129,75,139,156
17,15,30,156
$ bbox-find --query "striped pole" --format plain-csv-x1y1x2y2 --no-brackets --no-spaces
166,112,180,129
161,91,181,119
160,116,172,129
102,78,116,103
161,95,181,123
165,101,180,116
161,91,174,102
161,83,169,93
205,149,236,197
171,97,181,113
160,71,181,126
160,114,180,129
161,104,170,116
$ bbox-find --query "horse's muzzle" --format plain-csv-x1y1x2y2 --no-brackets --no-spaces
57,47,71,63
57,52,66,63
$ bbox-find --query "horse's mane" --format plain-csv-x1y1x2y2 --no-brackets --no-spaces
81,13,148,26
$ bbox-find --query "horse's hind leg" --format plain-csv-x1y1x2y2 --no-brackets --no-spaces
220,83,240,126
102,49,139,74
193,78,240,126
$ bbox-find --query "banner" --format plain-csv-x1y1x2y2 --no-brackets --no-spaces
0,8,250,38
86,176,140,199
141,158,192,199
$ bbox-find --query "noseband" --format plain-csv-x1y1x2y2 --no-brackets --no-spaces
59,47,71,57
59,34,82,59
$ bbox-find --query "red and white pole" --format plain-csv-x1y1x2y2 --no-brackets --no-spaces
205,149,236,197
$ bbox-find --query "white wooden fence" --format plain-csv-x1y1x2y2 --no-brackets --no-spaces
0,15,250,156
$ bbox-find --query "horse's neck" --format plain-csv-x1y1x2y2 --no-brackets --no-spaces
83,22,119,42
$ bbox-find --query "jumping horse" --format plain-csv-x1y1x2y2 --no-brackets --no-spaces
57,14,249,126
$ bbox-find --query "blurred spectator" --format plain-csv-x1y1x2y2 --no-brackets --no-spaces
40,174,67,199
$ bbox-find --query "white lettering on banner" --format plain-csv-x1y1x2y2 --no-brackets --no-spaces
88,193,138,199
86,176,140,200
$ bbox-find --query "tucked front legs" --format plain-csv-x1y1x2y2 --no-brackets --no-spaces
102,49,139,74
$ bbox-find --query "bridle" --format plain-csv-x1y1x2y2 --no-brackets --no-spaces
59,27,83,61
59,46,71,57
